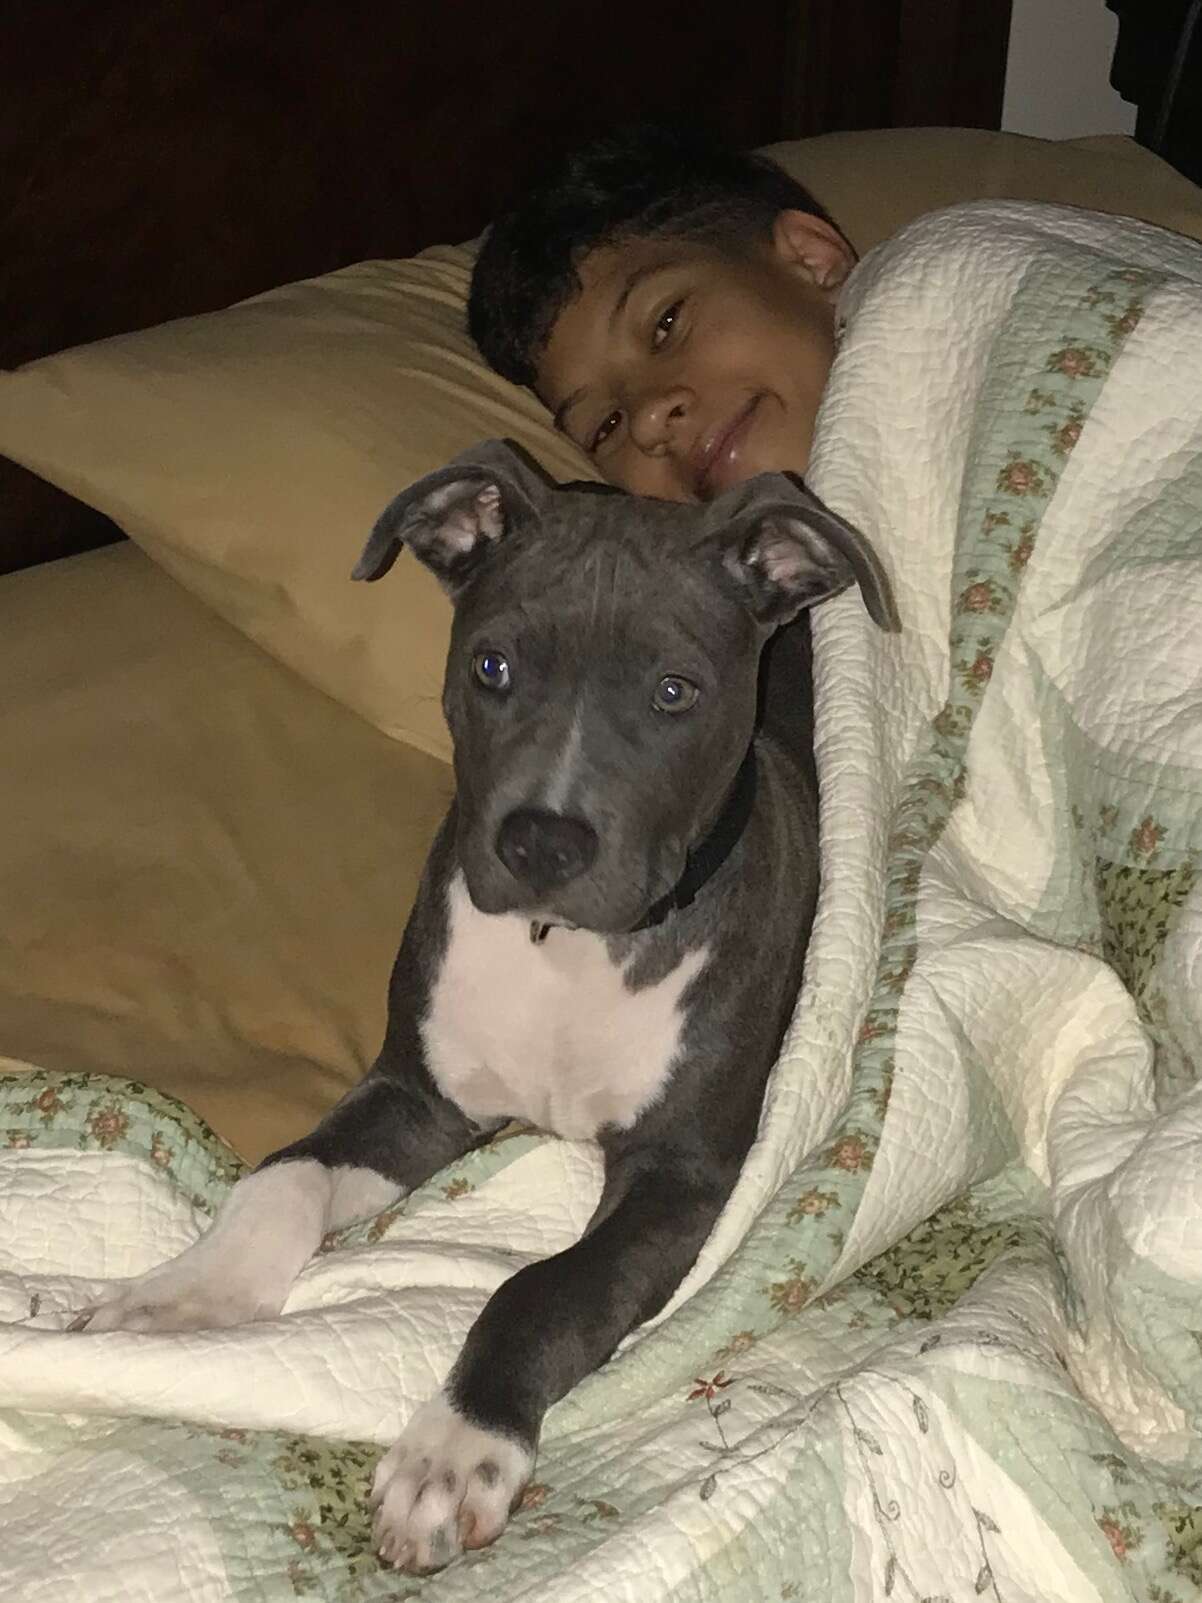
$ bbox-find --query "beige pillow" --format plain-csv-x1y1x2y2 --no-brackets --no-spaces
0,249,595,762
2,129,1200,763
771,128,1202,256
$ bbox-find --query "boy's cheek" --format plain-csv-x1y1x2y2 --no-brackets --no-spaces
604,455,700,504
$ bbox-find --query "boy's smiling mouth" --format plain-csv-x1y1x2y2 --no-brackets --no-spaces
692,394,763,500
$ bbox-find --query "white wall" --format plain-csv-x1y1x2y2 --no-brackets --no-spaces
1002,0,1137,140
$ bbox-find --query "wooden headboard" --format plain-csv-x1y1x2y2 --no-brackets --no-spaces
2,0,1013,573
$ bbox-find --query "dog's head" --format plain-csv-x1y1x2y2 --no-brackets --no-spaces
355,439,897,933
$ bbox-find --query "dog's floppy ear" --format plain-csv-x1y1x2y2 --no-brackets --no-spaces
708,472,899,632
353,438,549,595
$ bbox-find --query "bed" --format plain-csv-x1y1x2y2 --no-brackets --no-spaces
3,5,1202,1598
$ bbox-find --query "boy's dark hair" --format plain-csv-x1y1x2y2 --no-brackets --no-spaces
468,123,834,390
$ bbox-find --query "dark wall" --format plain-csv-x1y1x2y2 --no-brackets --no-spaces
2,0,1014,573
1109,1,1202,186
787,0,1013,137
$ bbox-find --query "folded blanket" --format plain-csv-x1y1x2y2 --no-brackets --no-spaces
3,199,1202,1601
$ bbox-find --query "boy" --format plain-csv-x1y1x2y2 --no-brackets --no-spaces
468,123,857,499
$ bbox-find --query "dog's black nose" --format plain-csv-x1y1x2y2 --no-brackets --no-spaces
495,809,598,891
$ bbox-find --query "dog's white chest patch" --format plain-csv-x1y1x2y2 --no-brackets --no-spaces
421,875,708,1140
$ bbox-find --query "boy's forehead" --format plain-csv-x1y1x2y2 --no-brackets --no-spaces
573,235,712,301
538,237,731,402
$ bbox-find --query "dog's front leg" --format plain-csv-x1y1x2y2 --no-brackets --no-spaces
68,1067,490,1335
371,1142,739,1572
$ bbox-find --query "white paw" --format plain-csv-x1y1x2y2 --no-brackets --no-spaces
66,1260,279,1334
66,1161,330,1334
371,1393,534,1573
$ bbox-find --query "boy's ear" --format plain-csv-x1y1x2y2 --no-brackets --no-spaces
708,472,899,632
772,209,856,293
352,438,550,597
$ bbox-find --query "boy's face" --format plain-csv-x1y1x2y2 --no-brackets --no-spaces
535,211,855,502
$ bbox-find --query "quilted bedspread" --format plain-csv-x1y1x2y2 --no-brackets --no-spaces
3,199,1202,1601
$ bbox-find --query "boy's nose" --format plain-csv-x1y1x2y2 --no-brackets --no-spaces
629,386,691,455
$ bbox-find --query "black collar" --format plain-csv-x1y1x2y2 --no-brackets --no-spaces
631,744,758,932
529,744,758,944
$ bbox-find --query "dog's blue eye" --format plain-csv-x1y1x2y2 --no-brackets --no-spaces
652,675,699,714
473,651,511,692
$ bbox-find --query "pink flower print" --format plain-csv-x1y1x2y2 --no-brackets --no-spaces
1098,1516,1127,1561
959,581,994,614
829,1134,872,1172
715,1329,757,1360
1129,817,1164,859
88,1108,128,1149
1049,346,1097,379
767,1266,814,1315
1053,418,1082,455
688,1372,733,1403
35,1087,63,1118
965,651,993,687
1008,531,1035,572
998,458,1041,495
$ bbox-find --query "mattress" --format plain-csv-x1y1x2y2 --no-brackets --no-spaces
0,541,454,1161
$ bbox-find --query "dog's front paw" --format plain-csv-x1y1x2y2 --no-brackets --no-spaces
66,1263,276,1334
371,1393,534,1573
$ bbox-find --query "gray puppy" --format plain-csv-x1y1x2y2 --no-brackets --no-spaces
70,439,897,1573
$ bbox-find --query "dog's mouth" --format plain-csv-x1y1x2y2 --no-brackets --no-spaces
461,869,675,937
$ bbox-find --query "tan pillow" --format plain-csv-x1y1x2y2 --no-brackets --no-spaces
2,129,1200,762
771,128,1202,255
0,249,597,762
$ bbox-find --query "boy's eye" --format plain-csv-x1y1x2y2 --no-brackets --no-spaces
652,300,683,349
589,411,622,453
